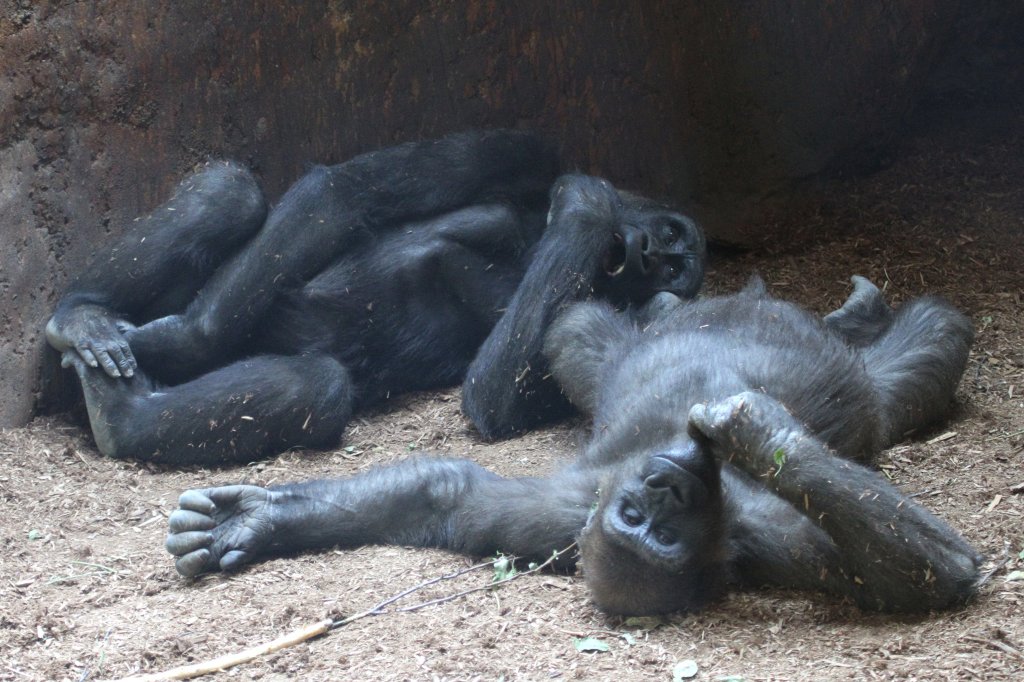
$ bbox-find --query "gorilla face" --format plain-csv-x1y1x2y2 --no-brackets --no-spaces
600,198,706,303
579,441,727,615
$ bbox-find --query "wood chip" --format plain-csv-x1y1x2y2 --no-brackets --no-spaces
926,431,957,444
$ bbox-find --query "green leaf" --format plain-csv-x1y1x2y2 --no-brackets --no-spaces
620,632,636,646
492,555,517,582
1018,549,1024,560
673,659,699,680
27,529,42,541
773,448,786,475
1005,570,1024,582
623,615,663,629
573,637,609,653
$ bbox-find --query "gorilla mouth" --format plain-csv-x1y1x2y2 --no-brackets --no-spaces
646,455,691,505
604,233,627,276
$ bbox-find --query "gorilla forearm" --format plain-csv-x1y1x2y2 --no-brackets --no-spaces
462,176,622,439
690,393,980,611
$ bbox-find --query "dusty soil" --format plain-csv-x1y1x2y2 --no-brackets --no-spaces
2,105,1022,681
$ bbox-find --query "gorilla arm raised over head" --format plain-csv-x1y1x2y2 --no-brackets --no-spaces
460,174,705,440
166,277,981,615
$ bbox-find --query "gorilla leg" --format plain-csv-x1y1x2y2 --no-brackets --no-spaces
861,296,974,443
47,162,268,379
128,131,558,378
62,352,352,465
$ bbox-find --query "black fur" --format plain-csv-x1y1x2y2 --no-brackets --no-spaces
165,278,981,614
47,131,705,463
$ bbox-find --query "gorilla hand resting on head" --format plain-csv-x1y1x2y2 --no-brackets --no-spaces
166,276,982,614
45,130,705,463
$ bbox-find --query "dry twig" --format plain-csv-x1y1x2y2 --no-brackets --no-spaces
107,542,577,681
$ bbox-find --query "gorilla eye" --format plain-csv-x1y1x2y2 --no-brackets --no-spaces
663,221,681,245
654,528,677,546
621,504,644,527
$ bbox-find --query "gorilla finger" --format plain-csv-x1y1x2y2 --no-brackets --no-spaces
219,549,252,572
77,346,99,369
178,489,218,514
165,530,215,556
107,343,134,378
93,349,122,377
686,403,716,438
168,509,217,533
175,549,214,577
206,485,264,506
119,340,138,373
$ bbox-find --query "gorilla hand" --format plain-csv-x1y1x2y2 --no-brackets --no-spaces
166,485,278,577
46,304,137,378
687,391,805,476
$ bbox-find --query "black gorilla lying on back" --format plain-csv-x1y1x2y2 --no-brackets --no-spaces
166,276,981,614
46,131,704,463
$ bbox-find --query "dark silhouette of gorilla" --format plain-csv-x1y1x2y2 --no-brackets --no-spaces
165,276,981,614
46,130,705,464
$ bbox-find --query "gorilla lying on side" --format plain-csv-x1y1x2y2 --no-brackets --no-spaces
45,131,705,463
166,276,982,614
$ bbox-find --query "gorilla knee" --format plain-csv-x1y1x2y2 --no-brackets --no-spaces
301,356,355,447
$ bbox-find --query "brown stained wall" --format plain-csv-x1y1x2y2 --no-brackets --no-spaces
0,0,995,425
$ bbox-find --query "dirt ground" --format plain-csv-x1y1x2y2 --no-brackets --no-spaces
2,104,1022,681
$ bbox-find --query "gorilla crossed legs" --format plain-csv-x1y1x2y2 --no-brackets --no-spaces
46,131,705,463
166,277,981,614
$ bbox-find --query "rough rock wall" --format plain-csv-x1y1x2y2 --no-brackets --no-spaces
0,0,981,425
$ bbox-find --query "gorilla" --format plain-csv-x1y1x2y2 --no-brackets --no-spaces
165,276,982,615
45,130,705,463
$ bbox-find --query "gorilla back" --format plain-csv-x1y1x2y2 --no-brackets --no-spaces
166,277,981,615
46,130,706,463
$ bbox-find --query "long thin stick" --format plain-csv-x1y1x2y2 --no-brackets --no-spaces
109,618,334,682
107,543,577,682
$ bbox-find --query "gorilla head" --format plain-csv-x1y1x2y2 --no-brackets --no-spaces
579,441,727,615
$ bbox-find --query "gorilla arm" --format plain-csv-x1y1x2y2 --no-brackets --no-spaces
165,457,593,577
461,175,623,439
689,391,982,612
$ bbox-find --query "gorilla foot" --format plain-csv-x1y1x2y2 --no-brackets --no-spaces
637,291,684,326
823,275,894,346
61,351,155,458
166,485,278,577
687,391,807,476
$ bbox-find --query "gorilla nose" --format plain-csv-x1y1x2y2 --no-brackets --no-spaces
604,226,654,277
623,227,654,275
